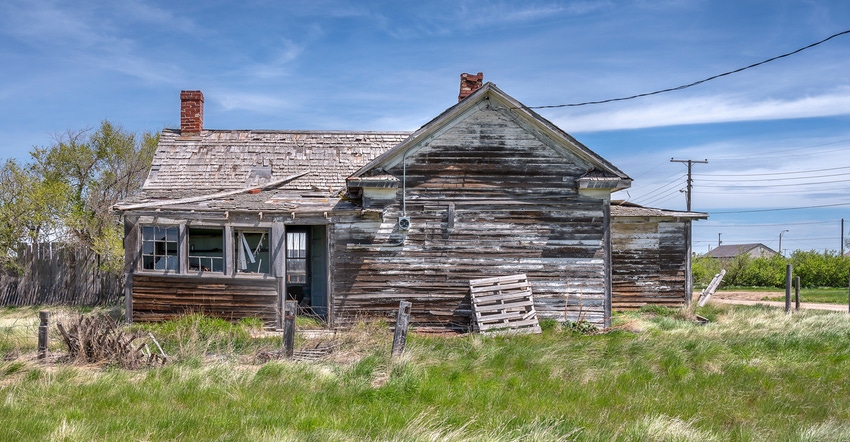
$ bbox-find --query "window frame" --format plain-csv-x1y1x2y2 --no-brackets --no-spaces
187,226,226,274
234,228,272,275
286,230,309,285
140,225,181,274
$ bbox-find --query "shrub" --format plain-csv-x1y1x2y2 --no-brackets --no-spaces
791,250,850,288
692,255,722,287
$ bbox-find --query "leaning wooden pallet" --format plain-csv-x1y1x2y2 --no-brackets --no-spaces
469,274,541,335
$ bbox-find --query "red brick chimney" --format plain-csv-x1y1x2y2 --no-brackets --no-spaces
458,72,484,101
180,90,204,134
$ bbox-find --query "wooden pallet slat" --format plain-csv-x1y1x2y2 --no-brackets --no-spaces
468,273,541,335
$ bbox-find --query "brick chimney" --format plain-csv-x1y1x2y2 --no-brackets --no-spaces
180,90,204,134
458,72,484,101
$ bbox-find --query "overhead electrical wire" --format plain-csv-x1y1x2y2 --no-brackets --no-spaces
697,172,850,183
699,177,850,188
526,29,850,109
707,138,850,161
700,220,837,228
694,164,850,178
710,201,850,214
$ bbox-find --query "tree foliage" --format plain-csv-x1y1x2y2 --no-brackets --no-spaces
693,250,850,289
0,121,156,272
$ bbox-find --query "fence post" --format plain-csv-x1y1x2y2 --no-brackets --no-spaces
795,276,800,311
392,301,412,357
785,265,792,314
38,310,49,360
282,301,297,358
847,269,850,314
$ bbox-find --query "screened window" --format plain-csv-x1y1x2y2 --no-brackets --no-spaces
141,226,179,271
188,227,224,273
286,231,308,284
235,230,270,274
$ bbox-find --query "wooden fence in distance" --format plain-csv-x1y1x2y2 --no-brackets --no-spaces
0,243,122,306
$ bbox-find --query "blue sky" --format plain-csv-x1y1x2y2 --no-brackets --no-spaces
1,0,849,254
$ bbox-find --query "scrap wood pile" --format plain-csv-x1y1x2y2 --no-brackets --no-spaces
56,314,168,369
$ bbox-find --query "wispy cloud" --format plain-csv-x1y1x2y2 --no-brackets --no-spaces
560,87,850,132
373,1,612,38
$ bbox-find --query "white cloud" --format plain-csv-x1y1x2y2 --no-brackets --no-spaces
557,87,850,132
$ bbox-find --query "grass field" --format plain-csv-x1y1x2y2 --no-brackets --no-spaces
720,286,850,304
2,304,850,441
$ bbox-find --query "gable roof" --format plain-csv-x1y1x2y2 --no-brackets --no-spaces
705,243,777,259
142,129,411,193
349,83,631,190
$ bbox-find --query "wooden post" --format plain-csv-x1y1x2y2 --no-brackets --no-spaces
392,300,412,357
785,265,792,314
795,276,800,311
847,269,850,314
283,300,297,358
37,310,49,360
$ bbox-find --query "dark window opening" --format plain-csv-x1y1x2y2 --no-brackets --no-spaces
188,227,224,273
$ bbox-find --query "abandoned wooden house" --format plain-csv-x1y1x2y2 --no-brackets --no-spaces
114,74,706,331
610,201,707,310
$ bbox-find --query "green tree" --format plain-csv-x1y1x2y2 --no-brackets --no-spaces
0,160,69,271
1,121,156,272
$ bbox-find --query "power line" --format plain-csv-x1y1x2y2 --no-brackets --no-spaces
707,138,850,161
697,172,850,183
700,220,837,228
710,201,850,214
629,174,686,204
695,165,850,178
700,177,850,188
527,29,850,109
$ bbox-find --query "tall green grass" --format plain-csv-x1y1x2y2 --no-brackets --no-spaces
2,306,850,440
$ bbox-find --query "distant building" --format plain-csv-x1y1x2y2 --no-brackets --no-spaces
705,243,777,260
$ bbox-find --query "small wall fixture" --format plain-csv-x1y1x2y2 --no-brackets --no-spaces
398,216,411,231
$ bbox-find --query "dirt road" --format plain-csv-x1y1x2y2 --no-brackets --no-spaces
700,291,849,312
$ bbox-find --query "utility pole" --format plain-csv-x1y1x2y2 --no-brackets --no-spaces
670,158,708,211
842,219,845,256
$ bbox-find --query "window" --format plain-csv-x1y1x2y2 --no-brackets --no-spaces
235,230,270,274
188,227,224,273
286,231,308,284
141,226,179,271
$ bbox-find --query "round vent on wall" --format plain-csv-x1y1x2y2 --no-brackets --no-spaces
398,217,411,231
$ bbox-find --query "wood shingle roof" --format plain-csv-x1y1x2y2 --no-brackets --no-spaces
143,129,412,192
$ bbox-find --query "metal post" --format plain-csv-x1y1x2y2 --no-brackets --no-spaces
785,265,792,314
392,300,412,357
795,276,800,311
283,301,297,358
38,311,49,360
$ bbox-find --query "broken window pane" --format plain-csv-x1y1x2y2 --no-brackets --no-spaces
141,225,179,271
188,227,224,273
235,229,270,274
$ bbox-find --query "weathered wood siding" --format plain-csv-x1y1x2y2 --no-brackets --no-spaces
332,108,610,330
0,243,122,306
611,217,689,309
132,274,278,325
